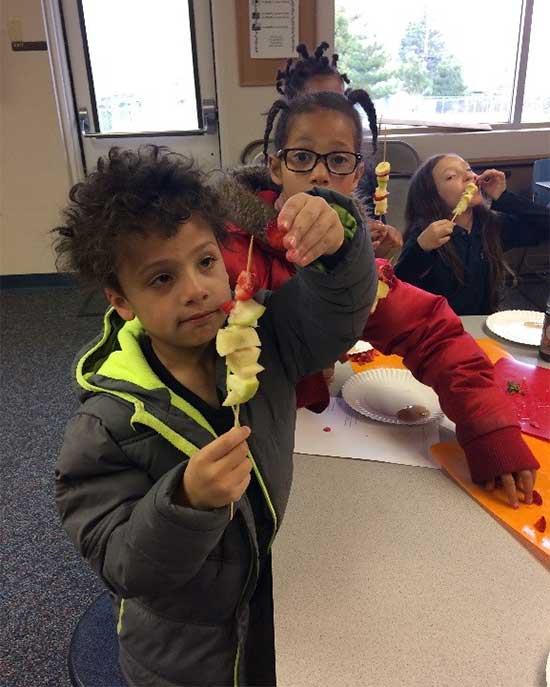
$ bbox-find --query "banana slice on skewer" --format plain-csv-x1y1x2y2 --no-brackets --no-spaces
451,182,477,220
373,161,391,217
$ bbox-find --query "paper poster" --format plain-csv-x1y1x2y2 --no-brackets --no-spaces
249,0,299,59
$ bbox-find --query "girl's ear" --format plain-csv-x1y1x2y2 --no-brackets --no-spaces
268,154,284,186
104,288,136,321
349,161,365,192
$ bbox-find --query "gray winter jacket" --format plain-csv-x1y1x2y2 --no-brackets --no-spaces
55,188,376,686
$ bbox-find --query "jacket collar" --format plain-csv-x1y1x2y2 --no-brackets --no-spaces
75,308,222,456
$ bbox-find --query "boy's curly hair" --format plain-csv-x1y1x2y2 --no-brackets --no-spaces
53,145,228,292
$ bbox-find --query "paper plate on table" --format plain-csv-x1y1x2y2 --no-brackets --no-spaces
342,368,443,425
485,310,544,346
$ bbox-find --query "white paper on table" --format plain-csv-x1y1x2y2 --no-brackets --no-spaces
294,396,440,469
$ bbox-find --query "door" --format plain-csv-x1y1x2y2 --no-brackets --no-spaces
59,0,220,174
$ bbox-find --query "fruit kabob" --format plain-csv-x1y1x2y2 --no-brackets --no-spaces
373,122,390,218
451,182,478,222
215,236,265,518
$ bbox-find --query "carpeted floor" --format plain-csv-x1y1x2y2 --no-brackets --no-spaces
1,277,547,687
1,286,104,687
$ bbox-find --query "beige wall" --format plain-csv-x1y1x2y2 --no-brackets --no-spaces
1,0,70,275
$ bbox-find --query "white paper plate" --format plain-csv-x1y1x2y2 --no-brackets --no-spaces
485,309,544,346
342,368,443,425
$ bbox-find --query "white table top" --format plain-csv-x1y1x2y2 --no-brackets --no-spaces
273,315,550,687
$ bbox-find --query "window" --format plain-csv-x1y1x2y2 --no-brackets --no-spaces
79,0,201,133
335,0,548,128
522,0,550,123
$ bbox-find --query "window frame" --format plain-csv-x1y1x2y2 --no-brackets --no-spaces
76,0,205,137
339,0,549,136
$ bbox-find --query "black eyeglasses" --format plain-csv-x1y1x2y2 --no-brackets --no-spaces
277,148,363,175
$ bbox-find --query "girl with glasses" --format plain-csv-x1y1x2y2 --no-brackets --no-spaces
217,90,539,507
274,41,402,260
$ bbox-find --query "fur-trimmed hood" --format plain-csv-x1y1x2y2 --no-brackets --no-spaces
217,165,280,241
216,164,370,242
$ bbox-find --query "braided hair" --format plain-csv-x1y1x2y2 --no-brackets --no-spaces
275,42,349,99
263,91,364,163
274,41,378,154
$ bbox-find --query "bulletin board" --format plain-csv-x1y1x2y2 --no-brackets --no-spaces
235,0,317,86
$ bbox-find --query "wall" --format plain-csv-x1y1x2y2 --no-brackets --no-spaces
1,0,70,275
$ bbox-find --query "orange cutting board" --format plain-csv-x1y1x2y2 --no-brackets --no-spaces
432,437,550,564
349,337,511,374
351,338,550,562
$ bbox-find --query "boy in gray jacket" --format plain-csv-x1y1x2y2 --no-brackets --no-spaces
54,145,375,686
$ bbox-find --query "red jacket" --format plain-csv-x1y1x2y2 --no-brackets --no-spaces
218,170,539,483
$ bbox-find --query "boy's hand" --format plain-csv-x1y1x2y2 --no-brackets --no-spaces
181,426,252,510
278,193,344,266
417,219,455,251
484,469,537,509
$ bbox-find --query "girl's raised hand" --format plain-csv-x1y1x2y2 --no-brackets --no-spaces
278,193,344,266
368,219,388,249
417,219,455,252
484,468,537,509
477,168,506,200
373,223,403,259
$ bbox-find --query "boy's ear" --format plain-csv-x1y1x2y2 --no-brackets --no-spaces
268,155,283,186
350,161,365,193
104,288,135,321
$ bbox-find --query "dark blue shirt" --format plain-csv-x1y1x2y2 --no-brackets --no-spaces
395,191,550,315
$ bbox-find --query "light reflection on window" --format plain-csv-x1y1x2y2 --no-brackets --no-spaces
81,0,200,133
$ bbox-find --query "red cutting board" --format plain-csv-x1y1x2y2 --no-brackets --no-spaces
493,357,550,441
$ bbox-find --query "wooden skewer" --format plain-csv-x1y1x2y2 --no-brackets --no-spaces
383,123,387,163
228,405,241,521
246,235,254,273
229,236,254,522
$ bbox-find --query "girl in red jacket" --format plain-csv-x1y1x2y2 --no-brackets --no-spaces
218,90,539,508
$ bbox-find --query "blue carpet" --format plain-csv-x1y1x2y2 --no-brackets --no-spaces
1,287,104,687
